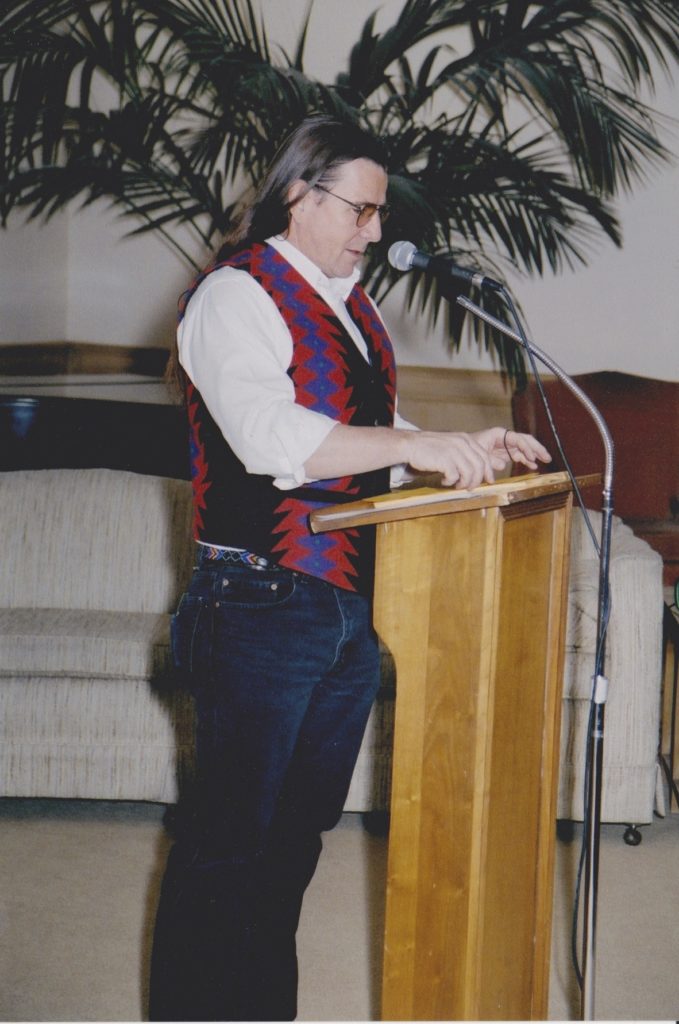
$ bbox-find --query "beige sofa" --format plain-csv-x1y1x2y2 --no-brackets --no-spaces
0,467,665,827
0,468,195,802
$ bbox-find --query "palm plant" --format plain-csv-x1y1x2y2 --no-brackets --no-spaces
2,0,679,378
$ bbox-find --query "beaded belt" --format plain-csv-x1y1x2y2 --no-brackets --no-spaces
200,545,271,570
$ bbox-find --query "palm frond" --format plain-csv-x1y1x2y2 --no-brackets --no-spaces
2,0,679,379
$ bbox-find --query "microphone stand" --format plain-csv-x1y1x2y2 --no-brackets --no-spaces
456,293,614,1021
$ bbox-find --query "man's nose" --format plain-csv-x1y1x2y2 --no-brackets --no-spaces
361,209,383,242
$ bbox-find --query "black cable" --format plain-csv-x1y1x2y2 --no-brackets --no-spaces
500,289,601,556
499,287,612,995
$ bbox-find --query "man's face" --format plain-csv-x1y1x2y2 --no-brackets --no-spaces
285,158,388,279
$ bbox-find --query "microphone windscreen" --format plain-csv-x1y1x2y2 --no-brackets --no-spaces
387,240,416,271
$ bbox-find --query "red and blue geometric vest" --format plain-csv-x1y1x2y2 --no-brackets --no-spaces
179,242,397,595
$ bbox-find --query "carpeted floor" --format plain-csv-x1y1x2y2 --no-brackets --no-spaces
0,798,677,1021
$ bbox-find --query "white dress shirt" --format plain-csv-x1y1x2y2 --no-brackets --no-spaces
178,236,413,490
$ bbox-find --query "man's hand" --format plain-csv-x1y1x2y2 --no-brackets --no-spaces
474,427,552,474
401,427,551,489
401,431,497,489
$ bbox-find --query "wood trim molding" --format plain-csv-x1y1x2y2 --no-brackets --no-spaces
0,342,170,377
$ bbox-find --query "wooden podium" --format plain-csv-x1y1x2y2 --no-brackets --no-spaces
311,472,574,1021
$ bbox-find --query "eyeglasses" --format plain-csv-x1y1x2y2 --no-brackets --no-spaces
313,184,390,227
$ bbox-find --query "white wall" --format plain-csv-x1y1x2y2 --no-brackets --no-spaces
1,213,69,342
1,0,677,382
64,206,201,350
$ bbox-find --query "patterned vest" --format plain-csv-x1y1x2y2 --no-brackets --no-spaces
181,242,397,594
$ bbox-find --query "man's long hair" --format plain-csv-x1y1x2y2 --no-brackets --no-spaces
167,114,388,393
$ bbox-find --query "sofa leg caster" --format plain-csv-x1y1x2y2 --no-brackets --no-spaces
623,824,643,846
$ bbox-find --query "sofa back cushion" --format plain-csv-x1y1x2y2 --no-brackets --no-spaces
0,468,194,613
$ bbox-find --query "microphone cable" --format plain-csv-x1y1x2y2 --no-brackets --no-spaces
389,237,615,1006
498,286,612,998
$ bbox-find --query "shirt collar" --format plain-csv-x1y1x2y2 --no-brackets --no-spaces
267,236,360,302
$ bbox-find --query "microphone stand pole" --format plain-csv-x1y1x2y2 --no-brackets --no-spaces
456,294,614,1021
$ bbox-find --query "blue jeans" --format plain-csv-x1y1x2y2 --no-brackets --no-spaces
149,556,381,1021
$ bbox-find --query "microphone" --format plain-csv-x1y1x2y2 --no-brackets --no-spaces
388,240,503,291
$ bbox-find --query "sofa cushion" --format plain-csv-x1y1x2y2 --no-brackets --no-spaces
0,675,195,802
0,608,172,680
0,468,194,614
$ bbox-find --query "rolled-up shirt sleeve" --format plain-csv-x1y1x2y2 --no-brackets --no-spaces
178,267,340,488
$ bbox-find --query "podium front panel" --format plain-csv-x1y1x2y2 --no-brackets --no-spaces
373,490,571,1020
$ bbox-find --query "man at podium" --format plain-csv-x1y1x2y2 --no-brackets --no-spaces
149,113,550,1021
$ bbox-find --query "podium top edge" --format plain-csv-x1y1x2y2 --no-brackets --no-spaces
310,471,598,532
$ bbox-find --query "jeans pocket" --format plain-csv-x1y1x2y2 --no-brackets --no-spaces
171,592,209,684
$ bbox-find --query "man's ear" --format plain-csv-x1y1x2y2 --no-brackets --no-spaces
287,179,309,220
